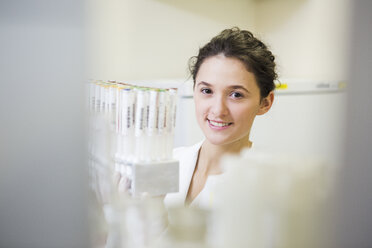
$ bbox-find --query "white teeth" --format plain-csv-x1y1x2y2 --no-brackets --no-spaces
209,120,230,127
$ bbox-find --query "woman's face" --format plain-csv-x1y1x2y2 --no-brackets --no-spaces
194,54,273,146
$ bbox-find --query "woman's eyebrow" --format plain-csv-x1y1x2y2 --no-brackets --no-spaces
229,85,250,93
196,81,212,87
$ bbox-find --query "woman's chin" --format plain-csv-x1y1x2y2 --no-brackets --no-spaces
205,136,233,146
204,133,251,148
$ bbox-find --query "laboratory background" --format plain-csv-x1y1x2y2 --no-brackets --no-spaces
0,0,371,248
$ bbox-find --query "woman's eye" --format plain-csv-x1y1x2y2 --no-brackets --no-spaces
230,92,243,98
201,88,212,94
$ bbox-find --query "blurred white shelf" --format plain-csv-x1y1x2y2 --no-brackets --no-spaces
275,79,347,95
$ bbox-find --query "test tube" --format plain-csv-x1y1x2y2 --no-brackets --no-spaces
134,88,149,162
94,81,101,112
100,83,106,113
89,80,95,112
115,85,122,134
114,84,122,174
164,90,172,160
147,88,159,162
166,88,178,160
121,87,135,162
157,89,166,161
105,83,112,114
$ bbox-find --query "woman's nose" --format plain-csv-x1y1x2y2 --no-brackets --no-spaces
210,96,229,117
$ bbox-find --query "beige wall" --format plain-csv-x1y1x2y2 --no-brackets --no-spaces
86,0,256,80
255,0,351,80
87,0,351,81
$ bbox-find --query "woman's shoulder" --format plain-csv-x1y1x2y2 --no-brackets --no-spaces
173,140,204,160
164,140,204,208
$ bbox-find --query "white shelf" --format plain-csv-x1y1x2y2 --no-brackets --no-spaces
275,79,347,95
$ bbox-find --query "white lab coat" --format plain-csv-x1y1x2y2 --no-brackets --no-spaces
164,140,224,210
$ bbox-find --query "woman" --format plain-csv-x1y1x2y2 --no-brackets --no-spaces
165,27,277,208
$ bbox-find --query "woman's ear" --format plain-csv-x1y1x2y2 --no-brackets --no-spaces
257,91,274,115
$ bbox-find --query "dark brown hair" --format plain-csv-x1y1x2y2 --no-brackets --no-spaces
189,27,277,98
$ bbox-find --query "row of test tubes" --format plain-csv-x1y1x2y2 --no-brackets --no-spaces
88,80,178,164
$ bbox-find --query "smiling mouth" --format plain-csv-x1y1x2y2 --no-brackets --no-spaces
208,119,233,128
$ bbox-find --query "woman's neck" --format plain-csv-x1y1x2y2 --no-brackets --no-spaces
198,137,252,176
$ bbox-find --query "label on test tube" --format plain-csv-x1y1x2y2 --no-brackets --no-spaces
170,89,178,130
132,90,136,128
121,89,134,136
100,85,106,113
95,83,101,112
109,85,116,113
99,84,104,113
144,90,150,132
105,85,111,113
165,91,172,133
115,86,121,133
157,90,166,134
120,89,127,135
148,89,158,135
145,89,150,131
103,85,108,113
124,89,135,161
109,85,117,129
90,82,95,111
135,89,147,137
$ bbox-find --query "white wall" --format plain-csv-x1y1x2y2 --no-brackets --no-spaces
250,91,347,166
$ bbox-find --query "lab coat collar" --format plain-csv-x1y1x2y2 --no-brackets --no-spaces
180,140,204,204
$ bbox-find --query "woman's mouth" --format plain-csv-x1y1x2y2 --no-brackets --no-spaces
207,119,233,130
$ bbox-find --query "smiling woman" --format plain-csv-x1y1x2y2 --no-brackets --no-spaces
194,55,272,148
164,27,277,208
